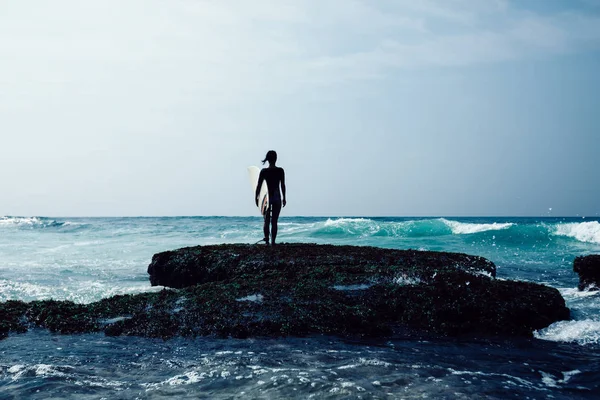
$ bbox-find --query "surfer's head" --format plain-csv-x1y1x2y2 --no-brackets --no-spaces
262,150,277,165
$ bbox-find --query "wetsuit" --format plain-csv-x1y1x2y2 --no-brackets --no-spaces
257,167,285,244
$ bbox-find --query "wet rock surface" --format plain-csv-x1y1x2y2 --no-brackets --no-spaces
574,254,600,291
147,243,498,288
1,243,569,340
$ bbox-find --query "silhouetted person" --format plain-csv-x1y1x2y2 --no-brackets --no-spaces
256,150,286,245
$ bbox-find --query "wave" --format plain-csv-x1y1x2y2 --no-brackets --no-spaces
314,218,516,238
551,221,600,244
534,320,600,346
440,219,514,234
1,216,46,227
0,216,81,229
311,218,452,238
295,218,600,245
2,216,599,245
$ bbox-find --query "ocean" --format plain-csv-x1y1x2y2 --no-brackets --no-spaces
1,216,600,399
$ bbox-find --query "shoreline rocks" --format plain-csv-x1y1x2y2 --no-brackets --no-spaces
1,243,570,340
574,255,600,291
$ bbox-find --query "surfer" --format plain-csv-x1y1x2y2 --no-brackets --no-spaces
256,150,286,245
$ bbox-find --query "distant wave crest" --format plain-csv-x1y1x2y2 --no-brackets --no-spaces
440,219,514,234
0,216,74,229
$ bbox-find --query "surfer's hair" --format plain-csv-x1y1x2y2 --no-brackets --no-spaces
262,150,277,165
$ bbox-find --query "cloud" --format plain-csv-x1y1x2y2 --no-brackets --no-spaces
300,1,600,82
2,0,599,96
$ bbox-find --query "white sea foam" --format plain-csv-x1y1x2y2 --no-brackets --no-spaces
394,274,421,286
552,221,600,244
324,218,371,226
534,319,600,345
73,377,127,389
0,216,81,229
159,371,205,386
236,294,264,303
448,368,538,389
323,218,380,236
8,364,74,380
539,370,581,388
358,358,391,367
0,216,44,227
279,222,319,234
61,221,82,227
557,287,599,299
0,279,164,304
0,280,54,300
441,219,514,234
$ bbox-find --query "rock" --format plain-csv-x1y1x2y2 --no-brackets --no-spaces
0,243,569,340
147,243,497,288
573,254,600,291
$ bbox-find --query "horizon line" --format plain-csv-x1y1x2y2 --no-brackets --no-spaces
2,215,598,219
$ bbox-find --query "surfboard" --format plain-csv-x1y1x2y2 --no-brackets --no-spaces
248,166,269,216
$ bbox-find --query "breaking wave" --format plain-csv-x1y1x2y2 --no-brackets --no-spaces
440,219,514,234
0,216,81,229
304,218,600,245
551,221,600,244
313,218,451,238
535,320,600,346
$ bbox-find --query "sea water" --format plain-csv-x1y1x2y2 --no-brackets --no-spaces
1,216,600,398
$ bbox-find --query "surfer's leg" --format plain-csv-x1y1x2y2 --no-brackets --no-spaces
263,206,271,243
271,202,282,245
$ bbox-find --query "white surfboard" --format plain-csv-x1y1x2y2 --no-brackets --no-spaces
248,166,269,216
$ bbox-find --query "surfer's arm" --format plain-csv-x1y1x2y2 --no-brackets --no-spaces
255,170,265,207
281,169,286,207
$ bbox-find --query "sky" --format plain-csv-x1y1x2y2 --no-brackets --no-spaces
1,0,599,217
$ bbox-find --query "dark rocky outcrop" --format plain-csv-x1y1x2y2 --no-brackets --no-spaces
574,254,600,291
147,243,497,288
1,243,569,340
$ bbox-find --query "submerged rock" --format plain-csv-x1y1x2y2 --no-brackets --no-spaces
1,243,569,340
574,254,600,291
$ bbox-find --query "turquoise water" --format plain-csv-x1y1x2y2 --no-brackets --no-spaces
1,216,600,398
